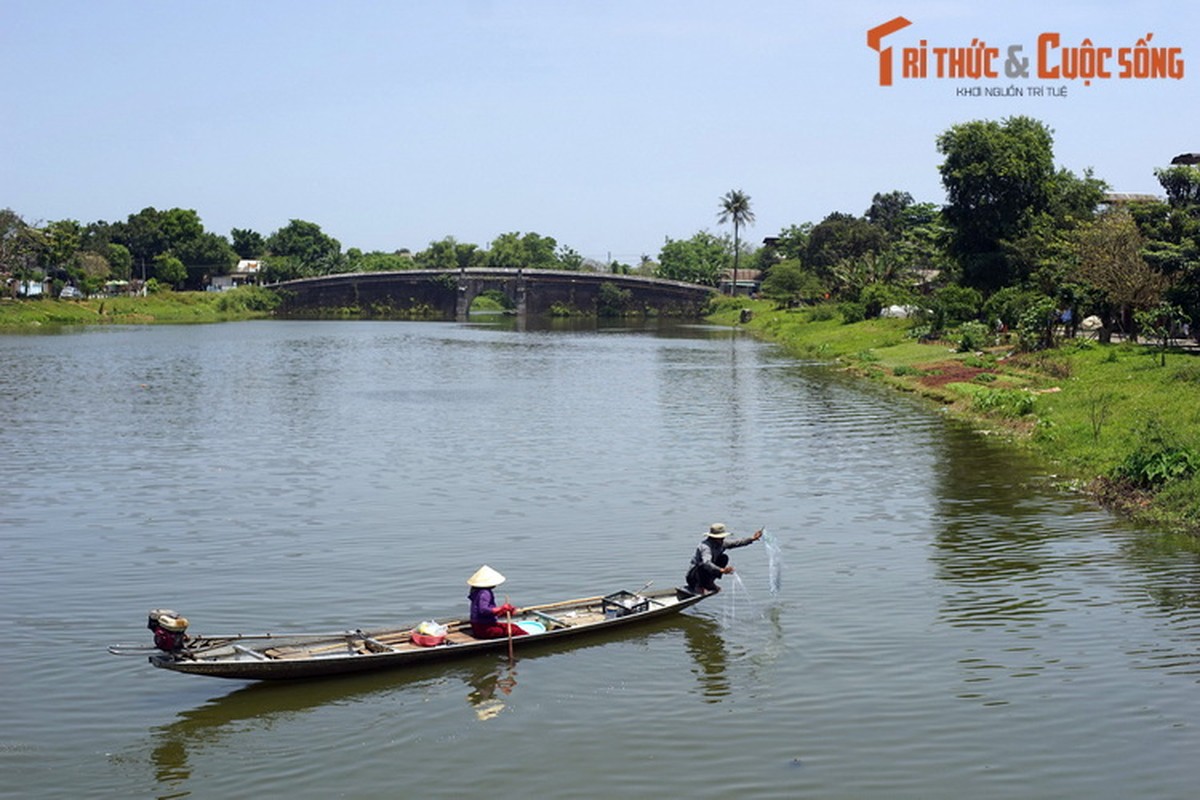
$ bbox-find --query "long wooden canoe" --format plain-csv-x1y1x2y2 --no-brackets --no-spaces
119,587,708,681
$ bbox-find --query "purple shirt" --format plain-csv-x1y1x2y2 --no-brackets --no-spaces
469,587,497,625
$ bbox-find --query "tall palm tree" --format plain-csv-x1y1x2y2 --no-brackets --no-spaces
717,190,755,295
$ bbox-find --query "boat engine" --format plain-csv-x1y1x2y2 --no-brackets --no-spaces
147,608,189,652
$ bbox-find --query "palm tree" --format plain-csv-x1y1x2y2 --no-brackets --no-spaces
717,190,755,295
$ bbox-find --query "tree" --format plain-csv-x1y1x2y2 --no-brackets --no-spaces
759,259,825,306
486,232,560,270
152,253,187,287
1073,208,1168,339
231,228,266,259
772,224,812,262
264,219,344,280
345,249,413,272
717,190,755,294
937,116,1056,293
1135,302,1188,365
557,245,583,271
75,251,111,294
656,231,730,286
414,237,485,271
40,219,82,277
0,209,42,296
110,207,233,285
1154,165,1200,208
805,212,887,291
105,243,133,282
865,190,914,237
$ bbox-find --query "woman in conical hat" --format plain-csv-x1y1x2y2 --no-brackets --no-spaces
467,565,529,639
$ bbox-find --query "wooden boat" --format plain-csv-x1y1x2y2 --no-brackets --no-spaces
111,587,709,681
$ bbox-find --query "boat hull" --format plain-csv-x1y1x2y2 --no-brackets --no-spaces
146,588,707,681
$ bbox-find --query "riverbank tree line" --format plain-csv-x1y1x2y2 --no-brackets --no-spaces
5,115,1200,350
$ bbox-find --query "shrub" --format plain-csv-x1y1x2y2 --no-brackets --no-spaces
808,303,837,322
1111,419,1200,489
932,285,982,330
838,301,866,324
860,282,916,318
1017,297,1058,351
982,286,1046,330
957,321,991,352
972,388,1035,417
215,286,280,314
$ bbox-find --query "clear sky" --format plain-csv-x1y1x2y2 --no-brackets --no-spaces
2,1,1196,264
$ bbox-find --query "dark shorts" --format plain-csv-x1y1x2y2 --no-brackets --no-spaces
685,553,729,593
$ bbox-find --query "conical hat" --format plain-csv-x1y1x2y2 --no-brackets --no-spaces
467,565,506,588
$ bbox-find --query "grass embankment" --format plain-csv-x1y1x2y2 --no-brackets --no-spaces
711,297,1200,533
0,287,278,326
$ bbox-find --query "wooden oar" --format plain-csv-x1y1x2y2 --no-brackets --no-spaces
505,594,514,663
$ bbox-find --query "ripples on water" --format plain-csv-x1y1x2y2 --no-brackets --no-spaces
2,321,1199,799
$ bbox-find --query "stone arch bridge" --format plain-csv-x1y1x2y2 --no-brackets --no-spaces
272,268,717,319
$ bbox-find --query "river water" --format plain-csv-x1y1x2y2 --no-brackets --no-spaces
2,319,1198,799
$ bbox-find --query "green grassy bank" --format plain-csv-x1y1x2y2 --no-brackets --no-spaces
0,287,278,326
710,297,1200,534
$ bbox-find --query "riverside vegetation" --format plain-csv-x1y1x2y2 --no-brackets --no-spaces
709,296,1200,536
0,286,279,326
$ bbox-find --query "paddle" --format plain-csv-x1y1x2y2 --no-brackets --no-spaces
505,594,515,663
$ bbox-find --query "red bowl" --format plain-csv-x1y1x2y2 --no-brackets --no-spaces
411,632,445,647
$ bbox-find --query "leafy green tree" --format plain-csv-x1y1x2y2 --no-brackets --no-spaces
75,251,111,294
982,285,1047,331
931,284,983,332
486,232,559,270
1155,165,1200,207
717,190,755,294
231,228,266,259
265,219,344,279
937,116,1056,293
152,253,187,287
805,212,887,291
865,190,914,237
346,249,413,272
414,236,485,271
655,231,730,286
770,224,812,263
41,219,82,276
415,237,460,270
105,243,133,282
176,232,236,273
109,207,232,284
557,245,584,271
759,259,824,306
1135,302,1188,365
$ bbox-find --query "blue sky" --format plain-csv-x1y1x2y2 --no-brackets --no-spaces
2,1,1196,264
